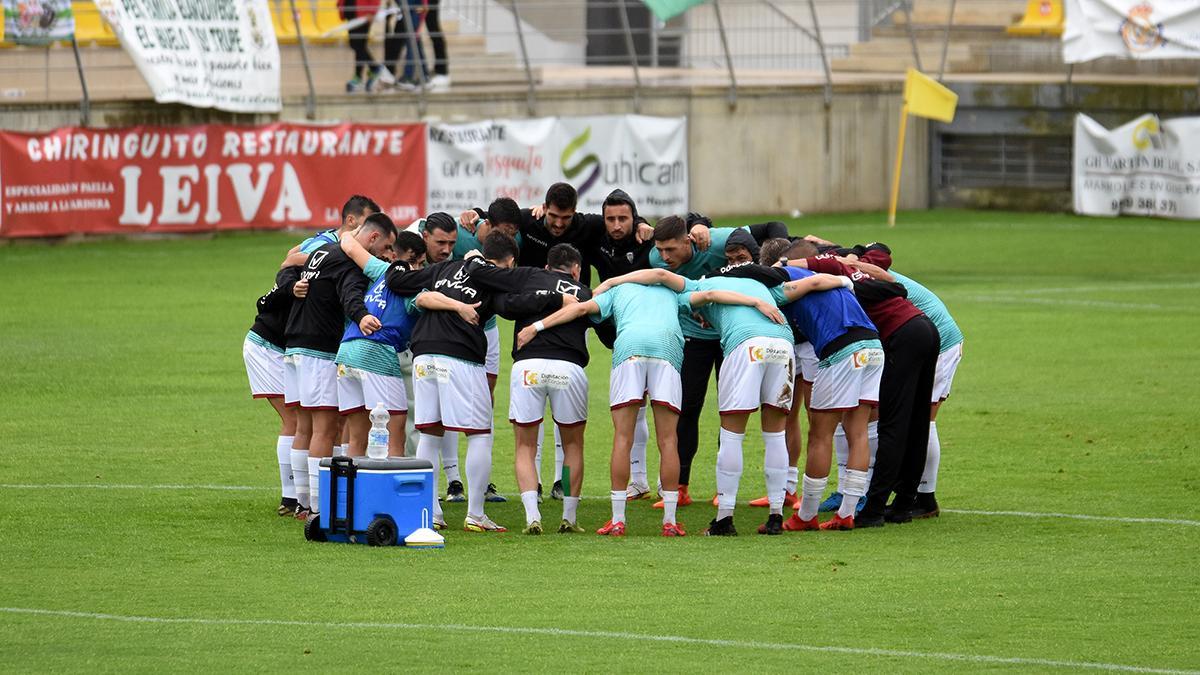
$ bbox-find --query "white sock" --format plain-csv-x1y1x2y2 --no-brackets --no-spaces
661,490,679,525
786,466,799,495
416,433,444,521
610,489,627,523
715,427,745,520
337,443,348,457
798,474,827,521
553,426,564,484
290,449,310,508
520,490,540,525
307,456,321,514
839,469,868,518
534,422,544,485
441,432,461,484
563,496,580,523
277,435,296,499
833,423,848,489
465,433,493,518
865,420,879,486
762,430,788,515
630,406,649,484
920,421,940,494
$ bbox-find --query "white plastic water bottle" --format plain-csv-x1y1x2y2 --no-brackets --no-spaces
366,402,389,459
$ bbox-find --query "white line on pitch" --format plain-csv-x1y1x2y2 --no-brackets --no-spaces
4,485,1199,528
0,607,1193,674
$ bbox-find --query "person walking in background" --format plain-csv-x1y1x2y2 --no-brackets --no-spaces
339,0,392,92
424,0,450,90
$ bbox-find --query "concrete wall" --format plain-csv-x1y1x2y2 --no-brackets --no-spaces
0,83,927,217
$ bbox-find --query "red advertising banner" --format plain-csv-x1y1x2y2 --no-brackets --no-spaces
0,122,427,237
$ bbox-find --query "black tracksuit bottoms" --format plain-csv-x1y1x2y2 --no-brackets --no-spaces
677,336,723,486
866,315,940,512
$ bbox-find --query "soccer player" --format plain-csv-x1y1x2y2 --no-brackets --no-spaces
718,254,885,530
783,240,940,527
516,275,687,537
745,238,813,511
399,214,467,501
595,266,847,535
283,214,398,520
334,231,429,457
385,230,525,532
281,195,380,516
492,244,594,534
647,215,744,509
570,188,664,500
244,262,304,516
841,243,962,519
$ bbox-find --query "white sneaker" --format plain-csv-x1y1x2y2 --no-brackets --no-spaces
375,66,396,86
626,480,652,501
463,513,507,533
427,74,451,91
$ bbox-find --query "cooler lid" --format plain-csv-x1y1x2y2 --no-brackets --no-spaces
319,457,434,471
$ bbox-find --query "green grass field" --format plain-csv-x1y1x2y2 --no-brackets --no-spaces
1,209,1198,672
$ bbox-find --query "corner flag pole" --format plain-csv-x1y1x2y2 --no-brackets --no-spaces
888,103,909,227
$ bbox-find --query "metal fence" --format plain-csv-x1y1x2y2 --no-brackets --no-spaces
2,0,1197,120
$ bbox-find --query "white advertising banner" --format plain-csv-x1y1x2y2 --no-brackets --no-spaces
426,115,688,217
1073,113,1200,219
95,0,281,113
2,0,73,45
1064,0,1200,63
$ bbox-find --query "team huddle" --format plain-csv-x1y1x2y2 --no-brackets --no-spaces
242,183,963,537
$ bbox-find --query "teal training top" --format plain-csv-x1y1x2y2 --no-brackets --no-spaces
678,277,793,356
591,283,685,371
890,270,963,352
648,226,744,340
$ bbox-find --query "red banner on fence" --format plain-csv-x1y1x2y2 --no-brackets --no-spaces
0,122,427,237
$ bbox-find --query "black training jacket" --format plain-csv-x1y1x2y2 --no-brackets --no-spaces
250,265,302,349
386,257,536,364
492,269,594,368
284,244,370,354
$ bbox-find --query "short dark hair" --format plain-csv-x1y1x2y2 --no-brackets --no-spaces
424,212,458,235
361,212,398,239
341,195,380,222
545,182,577,210
547,243,582,271
482,231,519,263
758,238,792,265
653,215,688,242
487,197,522,228
787,239,818,259
394,230,426,259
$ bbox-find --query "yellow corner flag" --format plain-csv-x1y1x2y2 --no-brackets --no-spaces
889,69,958,226
904,68,958,122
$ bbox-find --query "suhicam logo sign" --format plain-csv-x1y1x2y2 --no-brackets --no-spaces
560,126,686,198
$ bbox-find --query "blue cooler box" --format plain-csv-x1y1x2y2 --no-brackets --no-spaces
306,456,435,546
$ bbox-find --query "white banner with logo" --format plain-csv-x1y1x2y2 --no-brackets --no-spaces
1073,113,1200,219
1064,0,1200,62
2,0,73,45
426,115,688,217
95,0,280,113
